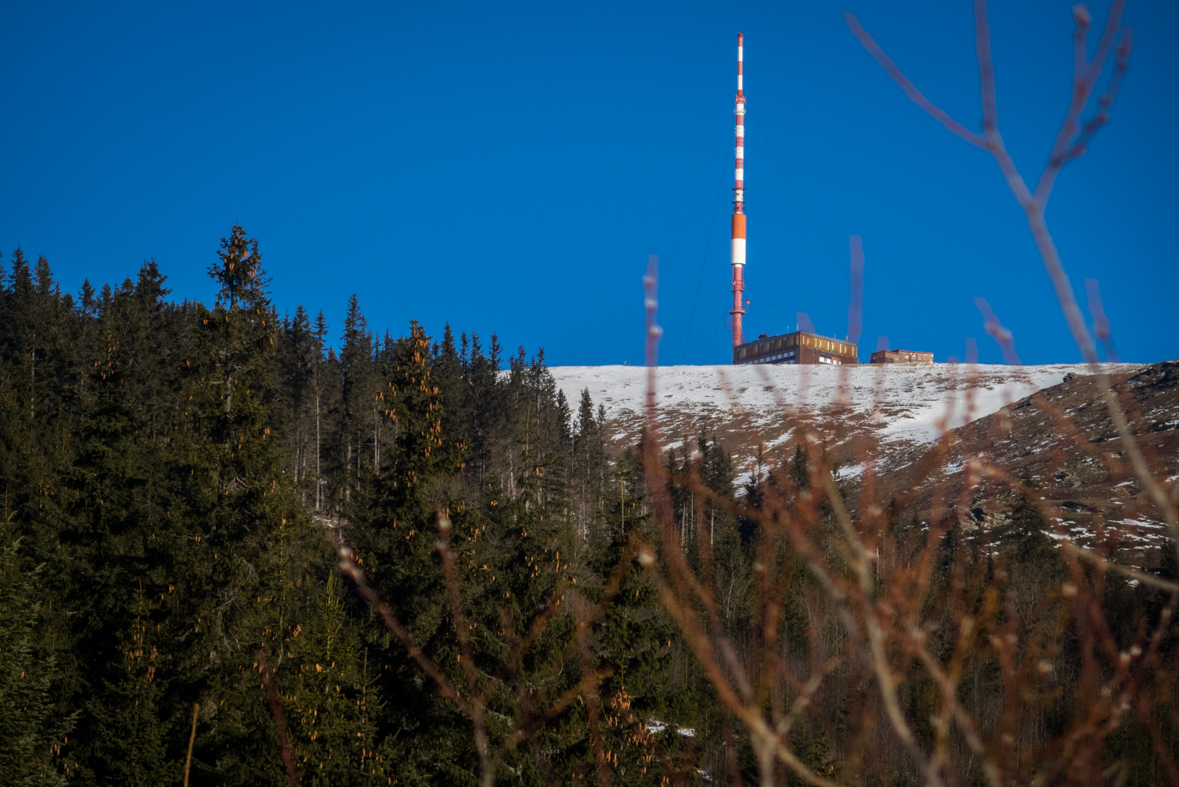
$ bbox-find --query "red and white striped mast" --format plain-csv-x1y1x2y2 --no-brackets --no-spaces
730,32,747,348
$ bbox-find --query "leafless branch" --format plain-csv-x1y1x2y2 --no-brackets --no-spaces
259,652,301,787
843,13,987,148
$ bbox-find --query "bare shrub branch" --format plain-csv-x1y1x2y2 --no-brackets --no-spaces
259,652,301,787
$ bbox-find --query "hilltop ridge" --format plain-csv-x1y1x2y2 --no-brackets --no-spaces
549,362,1142,476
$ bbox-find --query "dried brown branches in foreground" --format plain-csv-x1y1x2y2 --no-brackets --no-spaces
323,3,1177,785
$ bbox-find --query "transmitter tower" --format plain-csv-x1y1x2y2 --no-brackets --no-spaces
730,33,747,347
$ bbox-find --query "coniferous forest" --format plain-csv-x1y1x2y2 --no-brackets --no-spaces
0,226,716,785
1,227,1176,786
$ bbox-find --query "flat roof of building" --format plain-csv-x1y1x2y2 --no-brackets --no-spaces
736,329,858,350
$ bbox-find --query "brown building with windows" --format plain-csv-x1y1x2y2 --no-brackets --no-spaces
733,331,859,366
869,349,934,364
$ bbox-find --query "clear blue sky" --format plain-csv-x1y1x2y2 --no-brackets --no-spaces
2,1,1175,365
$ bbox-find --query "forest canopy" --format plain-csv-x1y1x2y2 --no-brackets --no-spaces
0,228,1174,786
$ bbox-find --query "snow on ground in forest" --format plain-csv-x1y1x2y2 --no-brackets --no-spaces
549,364,1140,453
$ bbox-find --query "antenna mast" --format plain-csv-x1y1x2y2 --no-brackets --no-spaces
730,32,746,347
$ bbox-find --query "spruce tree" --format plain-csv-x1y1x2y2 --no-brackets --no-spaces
276,305,317,503
573,388,604,540
0,519,72,787
312,311,333,511
284,570,384,786
171,225,319,785
588,449,680,786
55,325,171,783
348,321,468,782
84,588,176,787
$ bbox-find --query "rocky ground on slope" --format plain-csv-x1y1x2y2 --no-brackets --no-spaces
553,361,1175,565
854,360,1179,568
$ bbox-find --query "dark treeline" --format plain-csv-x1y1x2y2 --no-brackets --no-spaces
1,228,1175,786
0,227,749,785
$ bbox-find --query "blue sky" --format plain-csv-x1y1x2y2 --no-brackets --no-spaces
2,1,1175,365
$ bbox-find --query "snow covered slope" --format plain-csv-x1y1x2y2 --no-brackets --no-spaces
865,361,1179,562
549,364,1142,476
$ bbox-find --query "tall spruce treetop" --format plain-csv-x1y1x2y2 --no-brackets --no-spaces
79,279,97,319
313,310,329,353
209,225,268,311
201,226,275,426
175,226,324,783
188,222,281,514
134,259,170,313
8,247,31,299
33,254,54,297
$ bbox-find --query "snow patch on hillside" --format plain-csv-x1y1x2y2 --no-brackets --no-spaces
549,364,1139,468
